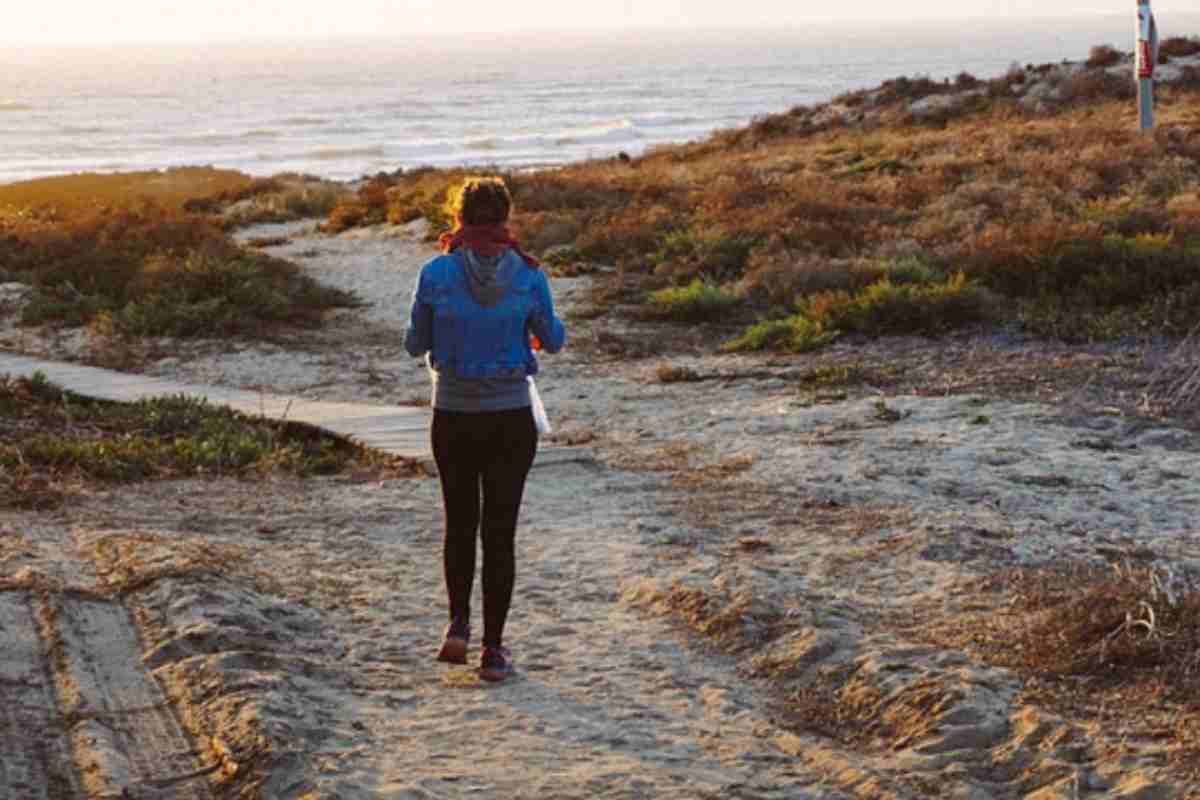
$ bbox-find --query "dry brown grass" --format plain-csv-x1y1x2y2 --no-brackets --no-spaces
1145,323,1200,422
786,666,962,750
945,562,1200,685
0,167,255,215
671,453,755,488
323,168,474,234
914,561,1200,779
1161,36,1200,60
655,363,704,383
602,440,699,473
624,580,783,652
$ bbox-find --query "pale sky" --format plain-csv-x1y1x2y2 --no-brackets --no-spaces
6,1,1194,45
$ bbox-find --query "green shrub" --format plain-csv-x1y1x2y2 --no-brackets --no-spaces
0,186,359,337
17,249,359,337
219,182,348,226
881,255,945,286
722,315,837,353
725,271,991,351
644,279,741,321
808,273,995,336
651,228,758,282
281,185,345,219
1020,234,1200,308
1023,278,1200,341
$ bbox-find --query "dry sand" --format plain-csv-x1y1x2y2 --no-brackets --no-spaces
2,220,1199,798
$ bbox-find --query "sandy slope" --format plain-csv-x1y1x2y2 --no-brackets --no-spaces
2,221,1200,798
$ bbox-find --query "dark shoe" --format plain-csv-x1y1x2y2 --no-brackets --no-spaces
479,646,514,682
436,618,470,664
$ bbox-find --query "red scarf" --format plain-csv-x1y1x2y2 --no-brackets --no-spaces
439,224,541,268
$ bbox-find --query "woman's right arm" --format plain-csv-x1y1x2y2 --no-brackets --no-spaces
529,271,566,354
404,269,433,357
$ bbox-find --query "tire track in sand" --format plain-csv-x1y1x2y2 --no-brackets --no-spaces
0,584,218,799
39,592,219,799
0,592,78,799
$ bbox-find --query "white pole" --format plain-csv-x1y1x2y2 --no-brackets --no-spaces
1137,0,1159,132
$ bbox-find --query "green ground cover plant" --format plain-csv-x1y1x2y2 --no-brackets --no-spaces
643,279,740,322
721,315,837,353
327,52,1200,350
0,373,419,509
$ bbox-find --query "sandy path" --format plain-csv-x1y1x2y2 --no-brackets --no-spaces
2,463,839,798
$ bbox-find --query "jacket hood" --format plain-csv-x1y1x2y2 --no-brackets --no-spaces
461,247,522,307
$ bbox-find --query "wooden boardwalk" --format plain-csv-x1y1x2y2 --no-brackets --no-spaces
0,352,586,469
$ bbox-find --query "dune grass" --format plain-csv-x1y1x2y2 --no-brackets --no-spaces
325,57,1200,349
0,169,359,338
0,372,420,510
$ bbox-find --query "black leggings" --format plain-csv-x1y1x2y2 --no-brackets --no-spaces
432,407,538,648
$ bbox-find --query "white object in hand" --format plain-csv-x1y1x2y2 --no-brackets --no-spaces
529,377,552,435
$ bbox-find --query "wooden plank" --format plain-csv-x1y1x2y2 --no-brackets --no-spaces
319,419,428,436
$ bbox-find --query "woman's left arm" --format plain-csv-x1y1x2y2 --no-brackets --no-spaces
530,271,566,354
404,269,433,357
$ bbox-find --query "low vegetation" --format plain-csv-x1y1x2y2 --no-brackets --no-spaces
974,563,1200,687
721,315,837,354
0,373,419,510
919,561,1200,778
1160,35,1200,60
0,167,256,216
325,50,1200,350
8,47,1200,352
182,173,348,227
322,168,473,234
0,169,359,338
643,279,740,322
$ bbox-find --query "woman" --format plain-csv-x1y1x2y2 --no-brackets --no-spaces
404,176,566,682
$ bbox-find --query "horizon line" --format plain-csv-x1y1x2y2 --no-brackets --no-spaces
5,11,1200,49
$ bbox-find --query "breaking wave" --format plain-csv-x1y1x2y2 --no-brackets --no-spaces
305,145,387,160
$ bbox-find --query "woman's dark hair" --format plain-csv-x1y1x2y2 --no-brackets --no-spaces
448,176,512,226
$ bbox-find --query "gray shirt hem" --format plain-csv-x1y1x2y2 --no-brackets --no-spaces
431,372,532,412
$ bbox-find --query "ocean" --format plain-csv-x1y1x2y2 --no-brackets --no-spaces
3,13,1199,185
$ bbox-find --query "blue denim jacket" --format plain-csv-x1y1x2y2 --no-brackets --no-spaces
404,250,566,381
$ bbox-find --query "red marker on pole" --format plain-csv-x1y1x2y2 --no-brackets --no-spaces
1137,0,1159,131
